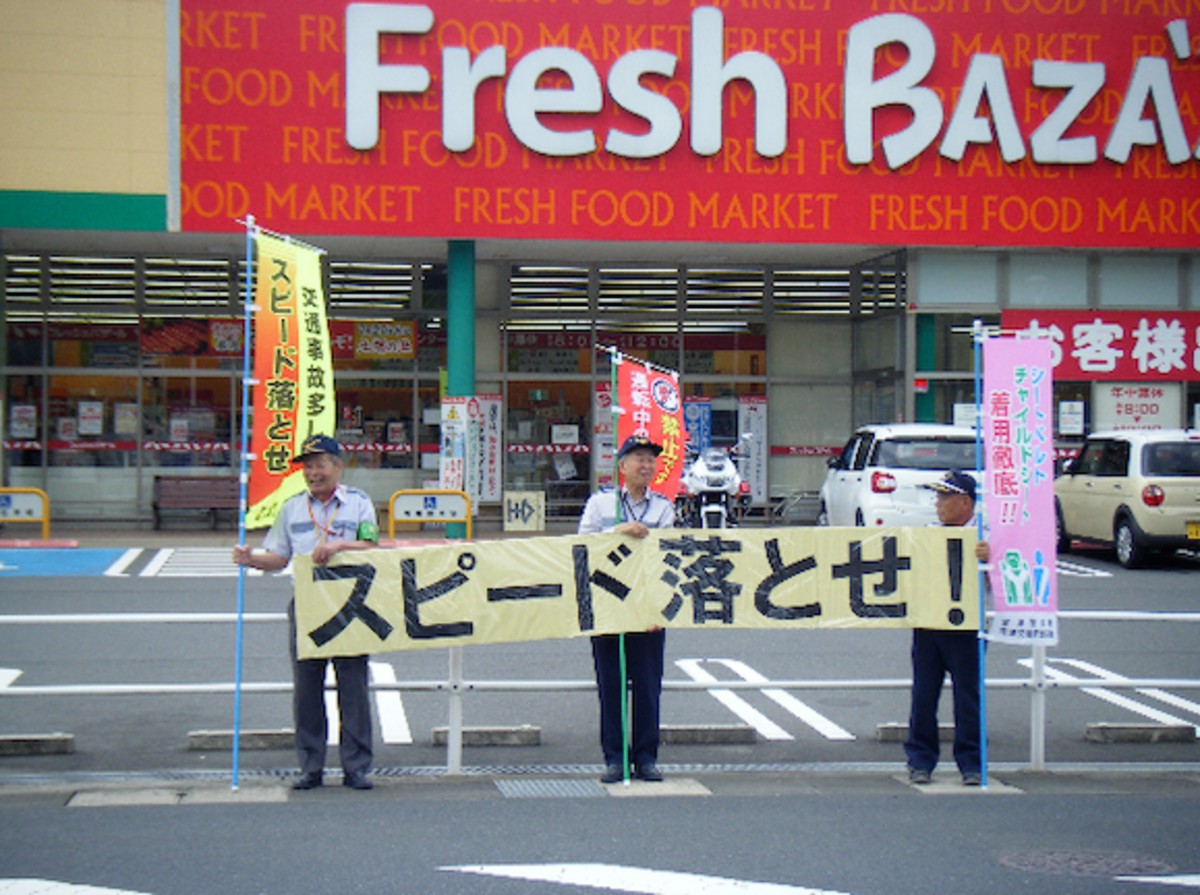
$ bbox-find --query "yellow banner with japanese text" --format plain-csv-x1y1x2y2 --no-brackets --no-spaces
245,233,335,529
293,527,979,659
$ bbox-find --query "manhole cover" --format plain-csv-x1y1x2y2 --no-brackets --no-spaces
999,850,1177,878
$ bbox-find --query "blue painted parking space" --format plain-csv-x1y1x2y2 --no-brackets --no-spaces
0,548,128,577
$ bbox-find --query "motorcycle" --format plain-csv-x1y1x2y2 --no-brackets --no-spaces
675,437,753,528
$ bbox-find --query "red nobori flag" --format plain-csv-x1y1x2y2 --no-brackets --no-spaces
615,356,685,499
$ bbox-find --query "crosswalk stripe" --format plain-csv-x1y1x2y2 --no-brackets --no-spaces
714,659,855,741
443,863,852,895
675,659,792,741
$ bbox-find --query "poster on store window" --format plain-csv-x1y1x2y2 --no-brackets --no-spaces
593,383,615,490
440,396,468,492
1091,382,1181,431
9,404,36,440
684,397,712,452
477,394,502,503
114,403,139,437
982,337,1057,646
77,401,103,436
737,396,768,507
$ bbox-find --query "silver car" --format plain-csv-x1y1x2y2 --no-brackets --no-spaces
818,424,979,527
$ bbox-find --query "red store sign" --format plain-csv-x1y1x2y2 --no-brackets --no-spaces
180,1,1200,249
1003,310,1200,382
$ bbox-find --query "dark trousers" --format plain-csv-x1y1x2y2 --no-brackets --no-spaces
591,630,666,769
289,601,373,776
904,628,981,775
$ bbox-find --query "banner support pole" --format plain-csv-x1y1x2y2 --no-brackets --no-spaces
973,318,989,789
608,352,633,785
231,214,255,791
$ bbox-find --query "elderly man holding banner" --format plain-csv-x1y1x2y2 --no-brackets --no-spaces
233,434,381,791
579,434,676,784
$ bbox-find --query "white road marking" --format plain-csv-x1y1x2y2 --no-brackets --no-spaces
1052,657,1200,734
1019,658,1196,730
370,661,412,744
0,882,154,895
675,659,792,741
104,549,143,577
1114,875,1200,888
139,549,174,578
0,668,22,689
443,863,853,894
1055,559,1113,578
713,659,856,741
149,548,261,577
324,661,411,745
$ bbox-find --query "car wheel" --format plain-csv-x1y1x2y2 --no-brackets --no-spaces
1055,502,1070,554
1114,516,1146,569
816,503,829,527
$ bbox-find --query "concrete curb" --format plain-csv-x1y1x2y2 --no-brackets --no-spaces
660,724,756,744
187,729,293,751
876,723,954,743
0,733,75,755
1085,723,1197,744
432,725,541,746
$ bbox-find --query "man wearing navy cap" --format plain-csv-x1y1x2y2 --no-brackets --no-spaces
232,434,380,790
905,469,990,786
579,434,675,783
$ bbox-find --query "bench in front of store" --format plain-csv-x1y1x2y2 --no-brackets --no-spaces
153,476,239,530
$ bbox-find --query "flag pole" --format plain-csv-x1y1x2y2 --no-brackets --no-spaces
231,215,256,790
608,350,632,785
973,318,989,789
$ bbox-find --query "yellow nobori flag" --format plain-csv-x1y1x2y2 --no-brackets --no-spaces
245,233,336,529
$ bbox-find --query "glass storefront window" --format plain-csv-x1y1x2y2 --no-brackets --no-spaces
143,373,233,468
333,376,417,471
506,378,593,518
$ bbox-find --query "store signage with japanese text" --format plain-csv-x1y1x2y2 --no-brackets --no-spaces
181,1,1200,249
294,526,980,658
1005,310,1200,382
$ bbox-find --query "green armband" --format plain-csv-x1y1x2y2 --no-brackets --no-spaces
356,520,379,544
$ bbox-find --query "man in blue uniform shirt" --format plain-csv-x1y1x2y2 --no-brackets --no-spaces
232,434,380,791
904,469,990,787
579,435,675,783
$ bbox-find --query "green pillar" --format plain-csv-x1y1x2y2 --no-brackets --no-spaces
446,240,476,539
915,314,936,423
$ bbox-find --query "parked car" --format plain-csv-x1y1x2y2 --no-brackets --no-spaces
1054,428,1200,568
817,424,979,527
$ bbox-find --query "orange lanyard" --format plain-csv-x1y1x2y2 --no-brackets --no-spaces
307,496,340,544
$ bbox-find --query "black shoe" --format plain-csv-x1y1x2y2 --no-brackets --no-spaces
292,772,323,790
342,771,374,790
962,771,982,786
907,766,932,785
600,764,624,784
635,763,664,782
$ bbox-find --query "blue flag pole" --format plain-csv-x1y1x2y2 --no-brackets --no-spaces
231,215,255,791
973,318,989,788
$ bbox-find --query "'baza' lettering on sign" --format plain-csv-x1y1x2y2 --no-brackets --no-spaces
343,4,1200,172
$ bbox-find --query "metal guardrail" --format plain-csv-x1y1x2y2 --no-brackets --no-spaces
1,610,1198,773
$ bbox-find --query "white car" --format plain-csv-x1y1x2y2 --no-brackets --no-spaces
1054,428,1200,568
817,424,980,527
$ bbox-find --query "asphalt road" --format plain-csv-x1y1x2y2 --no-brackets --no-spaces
0,539,1198,895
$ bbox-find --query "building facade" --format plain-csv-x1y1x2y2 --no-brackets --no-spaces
2,0,1198,521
